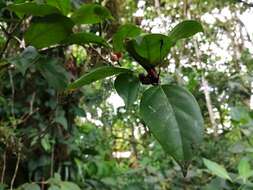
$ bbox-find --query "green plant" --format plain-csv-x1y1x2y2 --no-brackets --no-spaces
68,20,204,174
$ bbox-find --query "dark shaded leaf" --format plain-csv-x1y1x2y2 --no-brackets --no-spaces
68,66,131,89
36,57,69,90
8,46,39,75
25,14,74,49
8,2,60,17
63,32,109,47
114,73,140,108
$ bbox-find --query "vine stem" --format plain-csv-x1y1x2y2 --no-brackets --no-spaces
1,151,6,183
50,142,55,177
10,152,21,190
8,70,15,119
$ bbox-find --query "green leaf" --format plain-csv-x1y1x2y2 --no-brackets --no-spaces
125,34,173,69
114,73,140,108
60,182,81,190
54,108,68,129
0,183,6,190
48,186,60,190
8,2,60,17
203,158,232,181
168,20,204,44
62,32,109,47
113,24,142,52
8,46,39,75
238,157,253,183
36,57,69,90
71,4,113,24
25,14,74,49
41,134,51,152
46,0,70,15
68,66,131,89
140,85,203,169
19,183,40,190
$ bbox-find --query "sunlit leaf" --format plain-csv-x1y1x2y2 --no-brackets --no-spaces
46,0,70,15
238,157,253,183
71,4,113,24
113,24,142,52
203,158,232,181
168,20,204,43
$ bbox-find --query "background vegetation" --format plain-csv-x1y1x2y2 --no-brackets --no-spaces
1,0,253,189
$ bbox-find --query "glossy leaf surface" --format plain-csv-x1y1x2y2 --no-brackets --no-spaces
140,85,203,168
125,34,173,69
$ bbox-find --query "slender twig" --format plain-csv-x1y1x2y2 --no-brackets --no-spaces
30,92,36,114
8,70,15,119
18,108,40,125
10,152,21,190
1,151,6,183
50,142,55,177
89,46,113,65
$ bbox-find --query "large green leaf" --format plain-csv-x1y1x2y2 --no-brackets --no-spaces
25,14,74,49
8,46,39,75
8,2,60,17
125,34,173,69
203,158,232,181
113,24,142,52
46,0,70,15
71,4,113,24
168,20,204,44
114,73,140,108
68,66,131,89
63,32,109,47
238,157,253,183
19,183,40,190
60,182,80,190
36,57,69,90
140,85,203,169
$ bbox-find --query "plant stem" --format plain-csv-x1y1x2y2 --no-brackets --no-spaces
1,151,6,184
10,152,21,190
